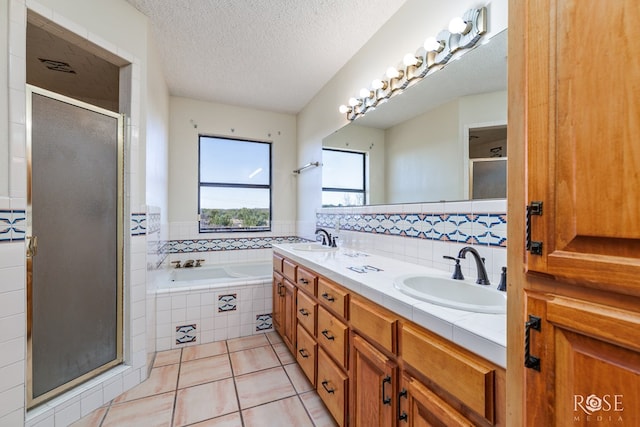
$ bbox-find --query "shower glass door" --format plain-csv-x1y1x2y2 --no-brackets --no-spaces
26,86,123,408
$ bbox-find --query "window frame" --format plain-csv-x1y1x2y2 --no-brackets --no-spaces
321,147,367,207
198,134,273,233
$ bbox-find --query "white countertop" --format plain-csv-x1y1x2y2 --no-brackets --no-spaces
272,243,507,368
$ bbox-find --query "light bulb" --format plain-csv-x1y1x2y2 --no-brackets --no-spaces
386,67,401,79
449,16,469,34
338,105,351,114
359,88,372,98
403,53,419,67
424,37,442,52
371,79,386,90
348,97,361,107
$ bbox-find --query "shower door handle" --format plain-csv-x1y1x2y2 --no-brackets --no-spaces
27,236,38,258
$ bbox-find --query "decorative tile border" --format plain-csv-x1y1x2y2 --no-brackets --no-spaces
131,212,147,236
0,209,26,242
218,294,238,312
167,236,305,254
317,211,507,247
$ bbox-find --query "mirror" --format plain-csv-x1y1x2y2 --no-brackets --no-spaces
322,29,507,206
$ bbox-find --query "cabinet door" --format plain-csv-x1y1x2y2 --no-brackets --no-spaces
351,334,396,427
399,373,474,427
523,293,640,426
282,279,296,353
272,273,284,335
518,0,640,292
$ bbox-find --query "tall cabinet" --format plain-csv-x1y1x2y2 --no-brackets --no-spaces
508,0,640,425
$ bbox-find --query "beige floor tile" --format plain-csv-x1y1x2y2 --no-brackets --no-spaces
272,342,296,365
173,378,238,427
179,354,233,389
188,412,243,426
229,345,280,376
265,331,283,345
284,363,314,393
102,391,175,427
113,364,179,403
242,396,313,427
300,391,338,427
69,406,108,427
227,334,270,352
235,366,296,409
182,341,228,362
153,348,182,367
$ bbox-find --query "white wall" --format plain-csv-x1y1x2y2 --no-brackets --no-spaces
296,0,508,238
168,97,297,240
0,2,8,197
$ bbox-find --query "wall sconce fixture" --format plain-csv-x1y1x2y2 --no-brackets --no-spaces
339,7,487,121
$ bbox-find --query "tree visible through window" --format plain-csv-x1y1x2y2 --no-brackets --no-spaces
322,148,366,207
199,136,271,232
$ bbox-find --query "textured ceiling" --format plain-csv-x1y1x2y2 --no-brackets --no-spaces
126,0,408,114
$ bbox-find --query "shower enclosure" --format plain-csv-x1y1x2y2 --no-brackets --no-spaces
26,85,124,407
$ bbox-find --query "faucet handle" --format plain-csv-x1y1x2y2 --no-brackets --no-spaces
443,256,464,280
195,259,205,267
171,260,182,269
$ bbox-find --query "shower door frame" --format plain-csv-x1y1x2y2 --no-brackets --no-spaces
25,85,125,408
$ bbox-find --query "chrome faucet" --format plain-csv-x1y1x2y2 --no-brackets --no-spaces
457,247,491,286
315,228,333,246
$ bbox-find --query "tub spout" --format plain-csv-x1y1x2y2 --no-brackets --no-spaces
183,260,195,268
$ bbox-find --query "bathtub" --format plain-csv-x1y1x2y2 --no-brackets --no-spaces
155,260,274,350
159,261,273,290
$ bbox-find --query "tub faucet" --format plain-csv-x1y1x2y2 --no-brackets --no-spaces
183,259,195,268
457,246,491,286
315,228,332,246
171,261,182,269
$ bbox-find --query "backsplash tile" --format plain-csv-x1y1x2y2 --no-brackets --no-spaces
131,212,147,236
167,236,305,254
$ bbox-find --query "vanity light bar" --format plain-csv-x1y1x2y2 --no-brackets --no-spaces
338,7,487,121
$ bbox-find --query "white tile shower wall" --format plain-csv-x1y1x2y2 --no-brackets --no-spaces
319,199,507,285
155,281,273,351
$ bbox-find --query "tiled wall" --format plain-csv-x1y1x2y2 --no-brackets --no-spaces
317,199,507,285
155,281,273,351
0,209,26,242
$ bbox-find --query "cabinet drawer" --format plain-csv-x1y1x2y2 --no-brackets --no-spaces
317,347,348,427
401,322,495,422
273,253,284,274
350,297,397,354
296,289,317,335
296,265,318,296
283,258,297,283
296,324,316,387
317,277,349,319
317,306,348,368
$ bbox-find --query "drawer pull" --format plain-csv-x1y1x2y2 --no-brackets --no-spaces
298,348,310,358
382,375,392,405
524,314,542,371
321,292,335,302
398,388,408,422
277,282,284,296
299,308,310,317
299,278,309,285
321,380,335,394
321,329,335,341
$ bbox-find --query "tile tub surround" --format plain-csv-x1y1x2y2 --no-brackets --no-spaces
73,333,335,427
272,243,507,368
155,275,274,351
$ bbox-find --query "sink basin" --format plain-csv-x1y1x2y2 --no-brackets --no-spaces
394,275,506,314
291,243,338,252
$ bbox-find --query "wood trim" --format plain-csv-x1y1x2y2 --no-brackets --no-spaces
349,296,397,354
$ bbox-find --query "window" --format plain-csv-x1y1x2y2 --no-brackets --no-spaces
322,148,366,207
199,136,271,232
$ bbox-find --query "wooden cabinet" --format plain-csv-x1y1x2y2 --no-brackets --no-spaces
296,323,317,387
508,0,640,424
350,296,397,354
296,288,317,336
296,265,318,296
318,277,349,318
350,334,396,427
399,373,475,427
317,306,348,369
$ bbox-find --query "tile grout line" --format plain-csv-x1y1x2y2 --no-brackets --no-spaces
226,338,246,427
170,348,183,427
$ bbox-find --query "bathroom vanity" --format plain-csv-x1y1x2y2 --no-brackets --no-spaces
272,243,506,426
